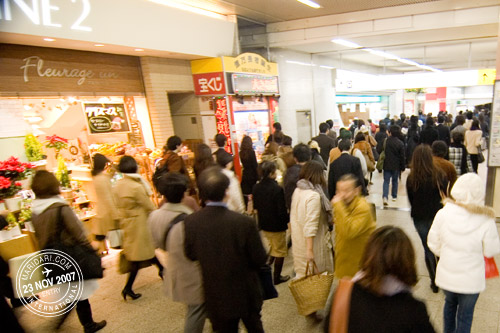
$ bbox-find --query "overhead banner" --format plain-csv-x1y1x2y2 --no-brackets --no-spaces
83,103,131,134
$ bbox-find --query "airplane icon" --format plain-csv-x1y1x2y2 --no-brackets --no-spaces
42,267,52,277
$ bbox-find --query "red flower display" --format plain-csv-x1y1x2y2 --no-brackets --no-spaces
0,157,34,199
45,135,69,151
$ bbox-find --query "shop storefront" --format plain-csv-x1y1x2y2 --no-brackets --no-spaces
191,53,280,175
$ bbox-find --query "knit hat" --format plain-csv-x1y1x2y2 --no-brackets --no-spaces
451,173,485,206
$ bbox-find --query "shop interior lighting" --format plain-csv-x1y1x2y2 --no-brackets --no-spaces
364,49,400,60
148,0,227,20
286,60,315,67
134,48,144,52
397,58,420,66
296,0,321,9
320,65,335,69
94,44,105,47
43,38,55,42
331,39,362,48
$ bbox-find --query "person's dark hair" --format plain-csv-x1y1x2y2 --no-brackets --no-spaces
425,117,434,127
466,111,473,120
240,135,253,151
264,142,279,156
338,173,360,188
194,143,215,178
452,131,464,144
31,170,61,198
358,119,365,127
338,139,351,152
409,115,419,126
282,135,292,146
339,129,352,140
215,134,227,148
431,140,448,158
157,173,188,203
91,153,110,176
354,132,365,144
197,166,229,202
400,113,406,121
166,135,182,151
217,152,233,168
319,122,329,134
259,160,277,180
292,143,311,163
470,119,480,131
326,119,334,129
368,119,372,124
118,155,138,174
273,131,284,145
389,125,401,136
378,123,387,133
273,122,282,131
437,115,445,124
299,161,326,187
358,226,418,296
408,145,443,191
456,115,465,125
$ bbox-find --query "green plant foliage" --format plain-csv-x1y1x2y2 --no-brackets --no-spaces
24,134,44,162
55,156,71,188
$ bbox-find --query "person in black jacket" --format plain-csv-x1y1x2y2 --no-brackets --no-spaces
324,226,435,333
420,117,439,146
214,134,233,166
328,139,365,199
406,116,420,166
184,167,267,332
406,145,448,293
436,115,451,146
252,161,290,285
375,123,388,155
283,144,311,210
382,125,405,205
239,136,258,206
312,122,337,165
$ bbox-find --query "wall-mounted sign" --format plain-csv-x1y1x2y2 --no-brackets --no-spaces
0,44,144,95
83,103,131,134
193,72,226,96
489,80,500,167
231,74,279,95
214,98,232,153
223,53,278,76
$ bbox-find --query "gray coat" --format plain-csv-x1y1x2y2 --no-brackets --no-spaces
148,203,204,305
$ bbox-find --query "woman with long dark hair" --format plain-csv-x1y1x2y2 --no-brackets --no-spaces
464,119,483,173
406,145,447,293
193,143,216,180
239,136,258,203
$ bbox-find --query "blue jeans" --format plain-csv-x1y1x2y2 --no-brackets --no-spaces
383,170,399,199
443,290,479,333
413,219,437,286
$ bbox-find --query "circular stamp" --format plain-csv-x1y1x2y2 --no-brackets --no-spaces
15,249,84,317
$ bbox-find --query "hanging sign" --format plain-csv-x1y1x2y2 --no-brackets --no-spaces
231,74,279,94
214,98,232,153
83,103,131,134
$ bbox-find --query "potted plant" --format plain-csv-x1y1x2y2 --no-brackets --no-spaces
45,135,68,159
0,213,21,241
56,156,73,199
18,198,32,229
0,157,34,211
24,134,45,162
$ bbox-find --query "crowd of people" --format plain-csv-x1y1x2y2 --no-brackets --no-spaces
4,108,499,333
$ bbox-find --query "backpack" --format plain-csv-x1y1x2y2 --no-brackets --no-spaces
152,158,169,191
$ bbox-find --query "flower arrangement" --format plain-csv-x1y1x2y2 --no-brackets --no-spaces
18,199,32,227
0,157,34,199
55,155,71,189
25,134,45,162
45,135,68,156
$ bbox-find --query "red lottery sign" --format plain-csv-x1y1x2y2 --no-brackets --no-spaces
193,72,226,95
214,98,232,153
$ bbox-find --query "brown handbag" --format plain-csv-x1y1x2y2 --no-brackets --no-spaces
329,278,354,333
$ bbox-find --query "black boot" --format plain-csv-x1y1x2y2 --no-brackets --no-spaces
267,256,275,265
273,257,290,285
76,300,107,333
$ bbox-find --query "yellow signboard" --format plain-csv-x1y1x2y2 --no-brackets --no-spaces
191,53,278,76
478,69,496,85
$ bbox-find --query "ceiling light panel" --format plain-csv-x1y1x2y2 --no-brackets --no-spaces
331,39,361,48
296,0,321,9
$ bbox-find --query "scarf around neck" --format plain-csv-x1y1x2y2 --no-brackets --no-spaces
296,179,333,224
124,173,153,196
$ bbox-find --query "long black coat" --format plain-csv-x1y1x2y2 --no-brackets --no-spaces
240,150,258,195
383,136,405,172
312,133,337,165
436,124,451,146
184,206,267,320
252,178,289,232
328,153,365,199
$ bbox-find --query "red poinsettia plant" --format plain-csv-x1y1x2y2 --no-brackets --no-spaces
45,135,69,152
0,157,34,199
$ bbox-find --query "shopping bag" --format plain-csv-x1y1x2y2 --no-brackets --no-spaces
485,257,499,279
107,229,123,248
289,260,334,316
477,145,485,164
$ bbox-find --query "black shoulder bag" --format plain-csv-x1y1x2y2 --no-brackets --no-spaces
160,213,188,250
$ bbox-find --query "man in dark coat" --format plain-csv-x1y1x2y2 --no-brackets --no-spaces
312,122,337,165
328,139,365,199
382,125,406,205
283,143,311,210
184,167,267,332
436,115,451,146
213,134,233,167
420,117,439,146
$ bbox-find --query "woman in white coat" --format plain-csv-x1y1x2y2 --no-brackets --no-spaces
290,160,333,279
428,173,500,333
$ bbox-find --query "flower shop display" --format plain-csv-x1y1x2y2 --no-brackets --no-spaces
0,157,34,209
45,134,68,158
56,155,71,190
0,213,22,242
24,134,45,162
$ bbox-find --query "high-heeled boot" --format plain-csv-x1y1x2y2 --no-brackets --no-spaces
76,300,106,333
273,257,290,285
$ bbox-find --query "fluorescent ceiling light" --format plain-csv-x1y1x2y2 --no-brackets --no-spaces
148,0,227,20
296,0,321,9
135,48,144,52
331,39,361,48
397,58,420,66
365,49,400,60
43,38,55,42
320,65,334,69
94,44,105,47
417,64,442,72
286,60,315,67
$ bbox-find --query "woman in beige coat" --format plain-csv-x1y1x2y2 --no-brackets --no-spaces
464,119,483,173
114,156,162,300
91,154,120,254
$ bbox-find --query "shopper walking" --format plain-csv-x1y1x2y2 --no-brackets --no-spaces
193,143,216,181
239,136,259,204
464,119,483,173
312,122,337,165
91,153,120,255
148,173,206,333
283,143,311,210
217,153,245,214
159,135,188,175
328,139,365,199
449,132,472,176
278,135,295,168
406,145,447,293
252,161,290,285
114,156,162,300
261,141,287,184
323,226,435,333
184,167,267,333
266,122,284,145
432,141,457,189
420,117,439,146
354,132,375,181
31,170,106,333
213,134,233,166
290,161,334,279
375,123,388,155
428,173,500,333
406,116,420,166
436,115,451,146
381,125,405,205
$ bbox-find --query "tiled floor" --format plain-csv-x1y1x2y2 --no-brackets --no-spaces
14,164,500,332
